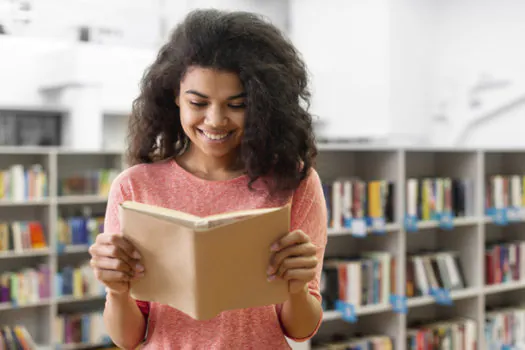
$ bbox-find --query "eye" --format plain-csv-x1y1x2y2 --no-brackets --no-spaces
228,103,246,109
190,101,207,107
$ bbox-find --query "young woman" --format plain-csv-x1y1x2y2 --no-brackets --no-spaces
88,8,327,349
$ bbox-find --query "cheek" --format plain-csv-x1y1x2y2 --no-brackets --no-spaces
179,110,201,130
231,112,246,130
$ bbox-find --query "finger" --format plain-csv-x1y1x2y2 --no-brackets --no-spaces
90,256,141,277
271,230,310,252
274,256,318,278
93,268,133,283
89,243,137,270
268,243,317,274
96,233,141,260
280,268,316,282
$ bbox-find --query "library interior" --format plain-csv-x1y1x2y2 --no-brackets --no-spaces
1,0,525,349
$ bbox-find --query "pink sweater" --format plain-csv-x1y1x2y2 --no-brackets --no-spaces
104,158,327,349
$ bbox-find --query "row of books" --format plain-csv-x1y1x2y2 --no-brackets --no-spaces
0,164,48,201
486,240,525,285
323,177,475,231
407,317,477,350
57,215,104,247
56,262,105,298
54,311,110,346
485,175,525,210
0,215,104,253
59,169,119,197
320,250,466,310
0,325,37,349
0,221,47,253
0,265,51,305
406,251,465,298
312,335,393,350
312,317,476,350
486,306,525,348
321,252,394,310
406,177,474,221
323,179,395,230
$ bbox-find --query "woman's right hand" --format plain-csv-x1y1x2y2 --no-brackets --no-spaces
88,232,145,295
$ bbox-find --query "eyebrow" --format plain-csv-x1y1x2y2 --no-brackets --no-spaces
185,90,246,100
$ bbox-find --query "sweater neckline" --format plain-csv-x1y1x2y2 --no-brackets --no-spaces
170,157,248,186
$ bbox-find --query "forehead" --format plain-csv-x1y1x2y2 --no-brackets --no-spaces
181,66,243,96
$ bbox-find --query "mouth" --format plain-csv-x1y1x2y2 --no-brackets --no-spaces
197,129,234,142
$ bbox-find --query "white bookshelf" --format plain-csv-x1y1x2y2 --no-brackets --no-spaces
310,146,525,350
0,146,123,348
3,145,525,349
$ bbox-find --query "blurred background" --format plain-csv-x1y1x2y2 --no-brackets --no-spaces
1,0,525,349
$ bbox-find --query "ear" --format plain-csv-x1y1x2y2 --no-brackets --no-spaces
175,95,180,107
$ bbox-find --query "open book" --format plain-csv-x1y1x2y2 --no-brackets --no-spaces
119,201,291,321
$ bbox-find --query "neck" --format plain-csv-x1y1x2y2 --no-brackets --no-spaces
179,144,243,178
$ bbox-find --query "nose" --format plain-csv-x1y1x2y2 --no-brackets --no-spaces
205,105,228,127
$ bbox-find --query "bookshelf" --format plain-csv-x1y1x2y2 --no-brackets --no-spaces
4,145,525,349
0,146,123,349
312,146,525,350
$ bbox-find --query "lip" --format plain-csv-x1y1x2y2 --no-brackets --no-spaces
198,129,231,135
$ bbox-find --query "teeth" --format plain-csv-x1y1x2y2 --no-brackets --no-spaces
202,130,229,140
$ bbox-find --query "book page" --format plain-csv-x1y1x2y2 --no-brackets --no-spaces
120,205,199,318
120,201,201,227
194,205,290,320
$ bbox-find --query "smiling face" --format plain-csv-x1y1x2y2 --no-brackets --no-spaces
176,66,246,165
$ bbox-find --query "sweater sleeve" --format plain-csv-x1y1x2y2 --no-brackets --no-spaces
276,168,328,342
103,173,150,321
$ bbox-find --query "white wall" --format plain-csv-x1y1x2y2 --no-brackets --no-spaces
0,36,156,111
187,0,288,31
428,0,525,146
388,0,437,144
0,0,164,47
459,98,525,147
289,0,391,141
1,0,525,147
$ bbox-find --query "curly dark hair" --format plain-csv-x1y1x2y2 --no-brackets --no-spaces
127,8,317,193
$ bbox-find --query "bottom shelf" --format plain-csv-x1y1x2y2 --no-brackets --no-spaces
0,324,44,349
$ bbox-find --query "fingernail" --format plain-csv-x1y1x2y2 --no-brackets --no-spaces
267,266,274,275
135,271,144,278
136,264,144,272
133,251,141,259
271,243,279,251
267,274,275,282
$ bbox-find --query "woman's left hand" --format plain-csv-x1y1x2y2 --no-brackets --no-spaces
267,229,319,294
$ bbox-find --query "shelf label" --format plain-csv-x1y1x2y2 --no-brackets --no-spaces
487,207,508,225
335,300,357,323
404,215,418,232
502,345,516,350
57,242,65,255
389,294,407,314
520,207,525,220
439,211,454,230
351,218,367,237
507,207,521,222
370,217,386,235
102,335,112,345
430,288,453,306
